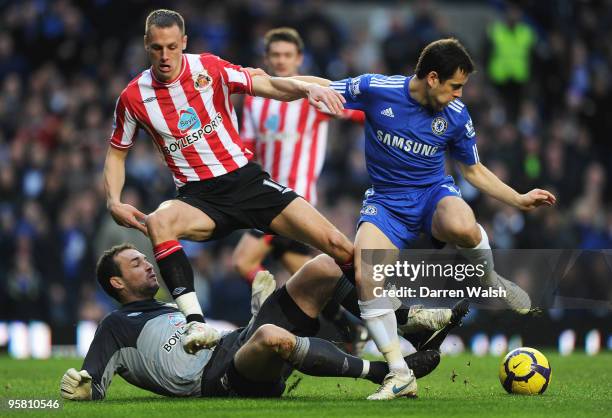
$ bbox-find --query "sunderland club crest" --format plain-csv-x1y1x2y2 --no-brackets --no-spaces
193,70,212,91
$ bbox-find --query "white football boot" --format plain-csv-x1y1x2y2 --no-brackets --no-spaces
493,274,531,314
398,305,452,335
367,369,417,400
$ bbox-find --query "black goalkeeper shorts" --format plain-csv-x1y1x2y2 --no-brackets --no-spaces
200,286,319,398
176,162,299,241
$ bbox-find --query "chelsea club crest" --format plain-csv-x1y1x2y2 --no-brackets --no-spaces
431,117,448,136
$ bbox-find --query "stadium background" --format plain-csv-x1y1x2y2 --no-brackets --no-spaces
0,0,610,356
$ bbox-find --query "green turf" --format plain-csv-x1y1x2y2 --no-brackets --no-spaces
0,353,610,417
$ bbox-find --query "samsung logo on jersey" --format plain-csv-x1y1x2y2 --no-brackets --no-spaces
376,130,438,157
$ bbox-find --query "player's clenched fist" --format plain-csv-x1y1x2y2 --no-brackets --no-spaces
60,368,93,400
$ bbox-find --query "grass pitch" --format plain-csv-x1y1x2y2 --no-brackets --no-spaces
1,353,610,417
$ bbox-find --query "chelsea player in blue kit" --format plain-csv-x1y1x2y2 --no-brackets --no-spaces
273,38,556,400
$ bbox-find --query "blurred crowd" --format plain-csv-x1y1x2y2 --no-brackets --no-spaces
0,0,611,341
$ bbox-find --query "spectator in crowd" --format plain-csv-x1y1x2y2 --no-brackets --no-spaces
0,0,610,336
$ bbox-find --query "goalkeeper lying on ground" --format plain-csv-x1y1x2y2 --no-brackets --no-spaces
60,243,468,400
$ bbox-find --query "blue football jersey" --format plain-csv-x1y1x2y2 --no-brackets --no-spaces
330,74,479,188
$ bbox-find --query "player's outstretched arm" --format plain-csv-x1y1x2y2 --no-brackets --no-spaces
251,75,345,115
104,146,148,235
285,75,333,87
458,162,556,210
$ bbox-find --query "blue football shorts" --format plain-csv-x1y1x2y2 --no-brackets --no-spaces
358,175,462,249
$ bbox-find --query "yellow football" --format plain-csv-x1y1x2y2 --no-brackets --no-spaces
499,347,552,395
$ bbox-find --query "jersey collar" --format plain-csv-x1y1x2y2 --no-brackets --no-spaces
121,299,165,311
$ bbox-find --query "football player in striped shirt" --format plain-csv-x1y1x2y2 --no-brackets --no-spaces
233,27,366,351
104,10,354,356
272,38,556,399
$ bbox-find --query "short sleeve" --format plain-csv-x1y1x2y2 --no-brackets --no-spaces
212,55,253,95
109,93,138,150
329,74,373,111
449,108,479,165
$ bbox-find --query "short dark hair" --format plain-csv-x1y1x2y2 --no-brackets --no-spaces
96,243,136,302
415,38,475,82
264,27,304,54
145,9,185,36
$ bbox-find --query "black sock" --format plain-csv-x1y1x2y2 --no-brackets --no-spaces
365,361,389,384
286,337,440,383
395,307,409,326
288,337,366,379
336,261,355,285
156,248,195,296
156,247,203,323
321,302,362,340
364,350,442,383
332,275,360,317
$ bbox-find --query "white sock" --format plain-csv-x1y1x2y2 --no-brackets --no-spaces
175,292,203,318
359,299,408,372
457,224,497,286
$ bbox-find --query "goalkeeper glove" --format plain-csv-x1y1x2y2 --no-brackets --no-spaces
60,368,93,401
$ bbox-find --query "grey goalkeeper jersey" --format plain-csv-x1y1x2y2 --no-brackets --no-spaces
82,299,213,399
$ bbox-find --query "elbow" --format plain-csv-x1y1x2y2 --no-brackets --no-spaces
463,171,477,185
461,163,483,182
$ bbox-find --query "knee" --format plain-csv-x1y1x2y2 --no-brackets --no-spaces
252,324,295,354
290,255,340,298
308,254,342,281
284,255,339,317
145,209,176,236
449,222,481,248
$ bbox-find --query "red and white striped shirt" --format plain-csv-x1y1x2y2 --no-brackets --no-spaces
242,97,364,205
110,53,254,187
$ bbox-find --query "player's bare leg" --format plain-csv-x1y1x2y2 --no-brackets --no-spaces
432,196,531,313
286,252,369,355
233,258,437,391
269,198,353,265
235,257,370,384
294,242,368,356
235,221,365,351
280,248,368,354
354,222,416,400
232,232,273,284
145,199,219,353
233,324,385,389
